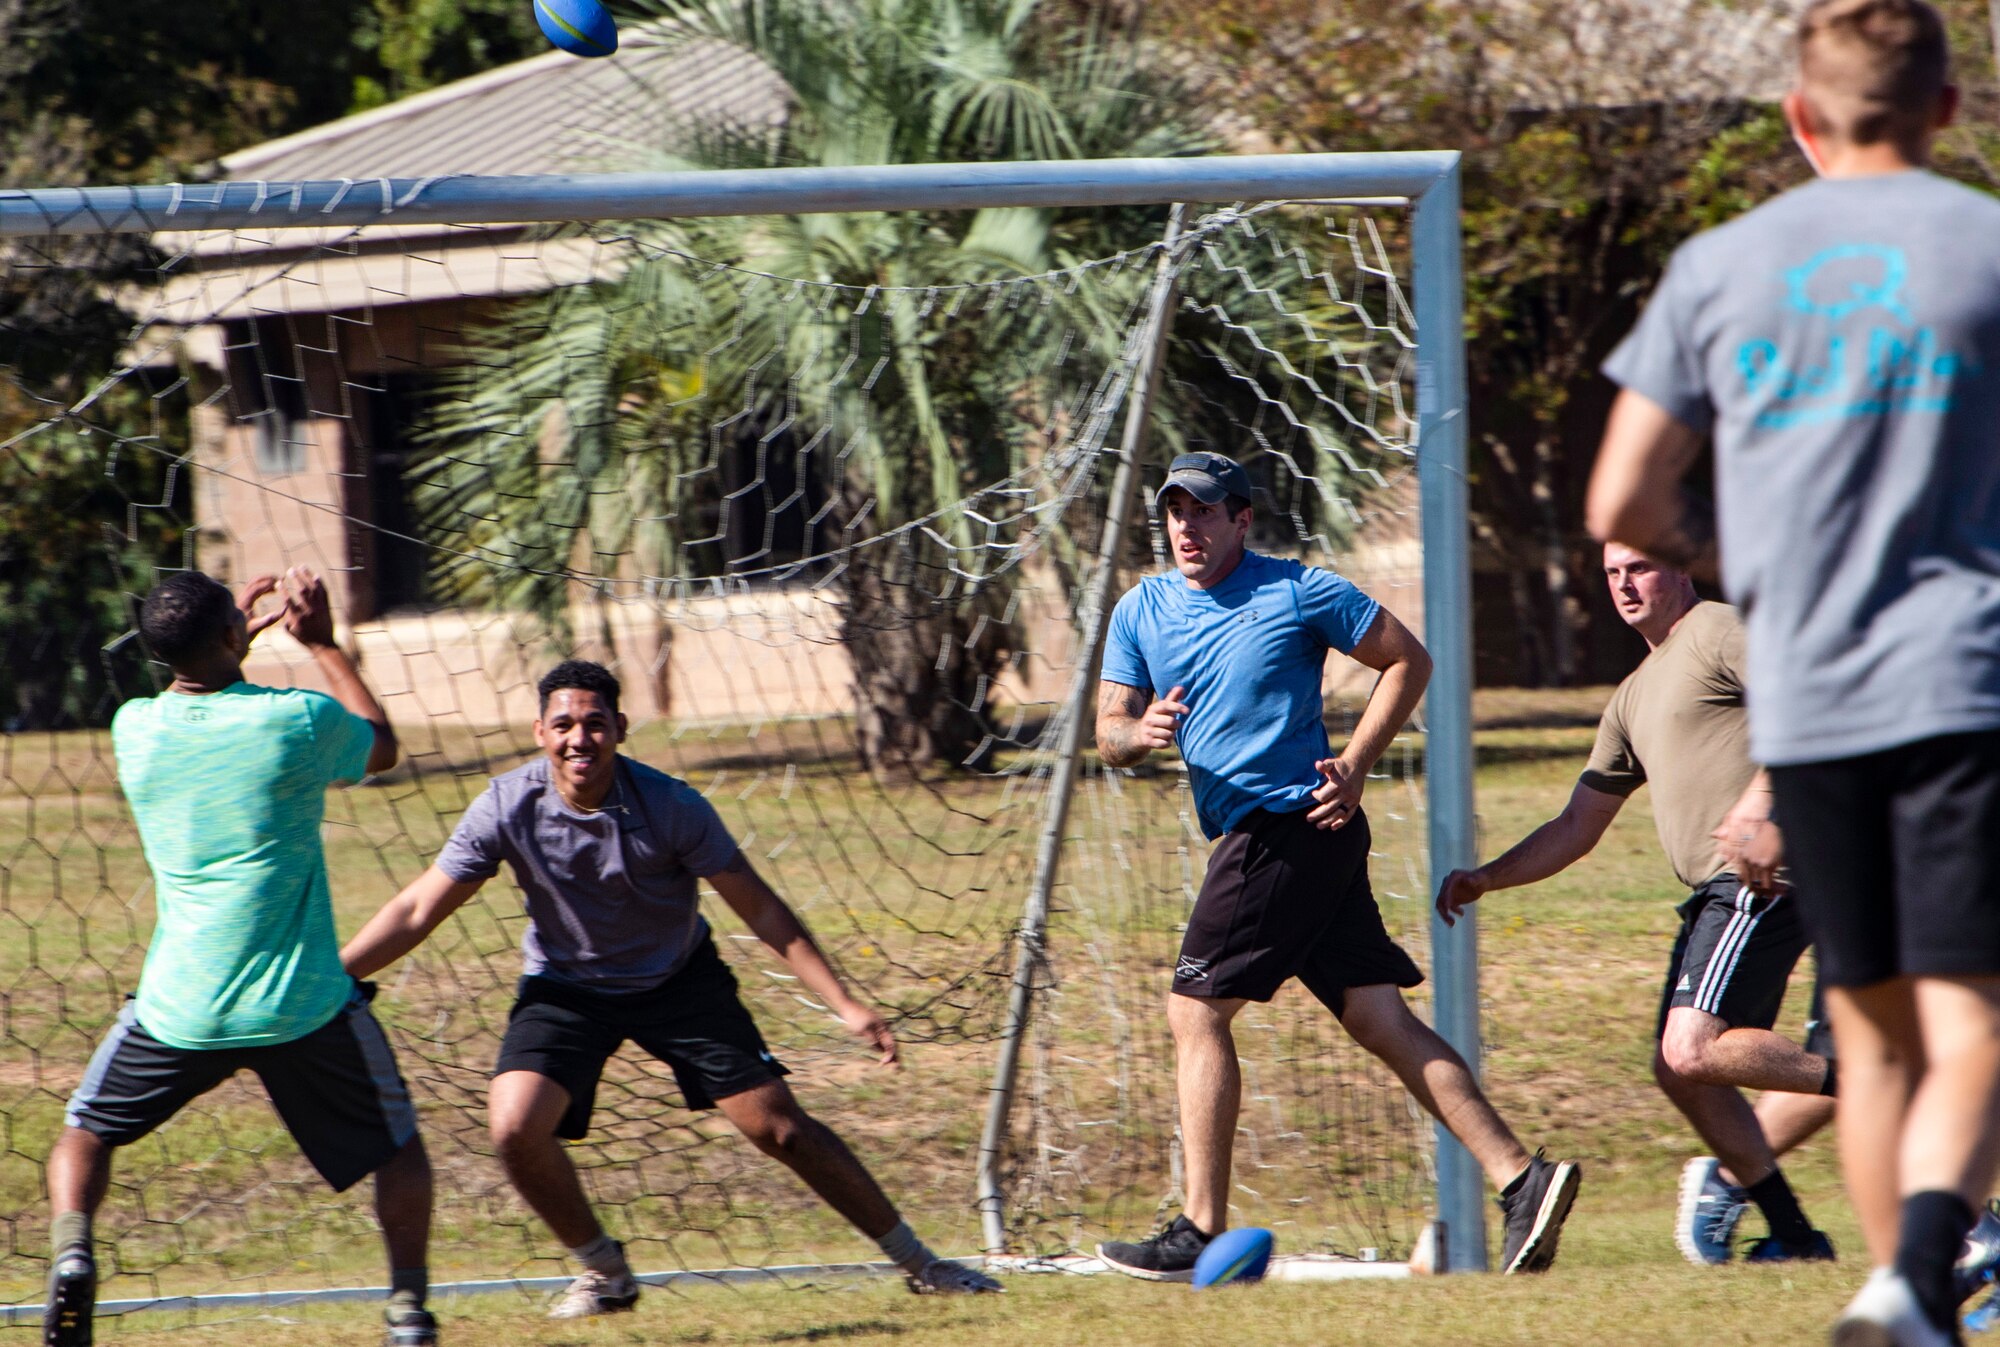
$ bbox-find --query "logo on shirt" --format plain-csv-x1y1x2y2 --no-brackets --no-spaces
1175,956,1211,983
1676,974,1693,993
1737,244,1971,429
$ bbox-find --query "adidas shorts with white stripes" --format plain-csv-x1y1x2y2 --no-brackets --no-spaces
1654,876,1809,1038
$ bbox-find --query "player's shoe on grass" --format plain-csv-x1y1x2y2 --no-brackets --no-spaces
905,1258,1003,1295
547,1265,641,1319
1675,1156,1750,1266
1096,1215,1214,1282
1498,1150,1582,1274
1742,1230,1836,1263
1955,1200,2000,1307
1832,1267,1957,1347
42,1245,95,1347
383,1296,439,1347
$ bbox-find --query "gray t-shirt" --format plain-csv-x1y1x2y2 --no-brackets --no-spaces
436,755,741,990
1604,170,2000,766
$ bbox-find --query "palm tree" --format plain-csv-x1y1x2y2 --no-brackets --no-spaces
411,0,1214,777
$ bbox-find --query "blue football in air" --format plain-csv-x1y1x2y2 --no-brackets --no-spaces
1190,1227,1274,1288
535,0,619,57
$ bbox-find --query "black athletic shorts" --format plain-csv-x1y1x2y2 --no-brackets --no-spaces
64,982,418,1192
1772,728,2000,988
496,931,790,1139
1654,876,1809,1039
1171,805,1423,1017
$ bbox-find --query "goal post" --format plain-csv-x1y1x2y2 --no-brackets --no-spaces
0,149,1482,1310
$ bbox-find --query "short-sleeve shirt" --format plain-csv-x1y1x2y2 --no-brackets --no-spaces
112,683,375,1050
435,755,741,990
1579,602,1757,890
1102,550,1381,839
1603,170,2000,767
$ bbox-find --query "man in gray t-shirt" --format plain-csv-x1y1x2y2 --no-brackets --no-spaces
343,661,999,1319
1587,3,2000,1340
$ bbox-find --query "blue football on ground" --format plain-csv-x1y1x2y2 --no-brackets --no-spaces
1190,1227,1274,1288
535,0,619,57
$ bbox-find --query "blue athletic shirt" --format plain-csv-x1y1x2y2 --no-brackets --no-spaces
1101,551,1380,839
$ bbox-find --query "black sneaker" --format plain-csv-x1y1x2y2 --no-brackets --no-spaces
43,1246,95,1347
1096,1215,1213,1282
383,1295,439,1346
1743,1230,1836,1263
1497,1150,1582,1274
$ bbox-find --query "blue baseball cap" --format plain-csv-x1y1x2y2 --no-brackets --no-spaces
1155,452,1254,510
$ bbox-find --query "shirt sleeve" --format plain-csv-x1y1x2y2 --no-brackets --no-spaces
435,785,506,883
668,783,742,878
1601,244,1716,435
1578,689,1646,798
1098,588,1151,690
303,691,376,786
1294,566,1381,655
1707,604,1748,699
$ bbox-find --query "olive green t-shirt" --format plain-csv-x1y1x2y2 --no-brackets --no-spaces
111,682,374,1050
1580,602,1756,891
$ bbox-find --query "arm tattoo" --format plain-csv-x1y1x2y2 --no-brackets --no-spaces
1095,681,1152,768
1651,489,1718,575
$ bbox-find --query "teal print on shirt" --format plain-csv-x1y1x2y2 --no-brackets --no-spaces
1735,244,1970,428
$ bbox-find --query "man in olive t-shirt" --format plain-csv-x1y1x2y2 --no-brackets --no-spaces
1437,544,1837,1266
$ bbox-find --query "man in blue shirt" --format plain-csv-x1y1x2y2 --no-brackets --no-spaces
1092,452,1580,1279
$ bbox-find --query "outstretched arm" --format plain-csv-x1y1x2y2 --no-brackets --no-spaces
342,865,484,979
1095,680,1187,769
709,854,898,1066
1584,389,1715,580
281,566,398,773
1308,607,1432,830
1435,781,1625,926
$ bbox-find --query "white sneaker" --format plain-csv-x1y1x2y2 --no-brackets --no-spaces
905,1258,1004,1295
1831,1268,1955,1347
547,1265,641,1319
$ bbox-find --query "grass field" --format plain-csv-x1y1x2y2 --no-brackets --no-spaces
0,687,1879,1344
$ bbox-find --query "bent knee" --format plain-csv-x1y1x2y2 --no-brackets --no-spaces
738,1104,812,1156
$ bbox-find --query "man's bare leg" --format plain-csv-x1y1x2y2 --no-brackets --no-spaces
1827,981,1920,1268
1654,1053,1781,1187
1660,1007,1827,1095
1167,992,1245,1235
1755,1089,1837,1159
1335,984,1530,1189
714,1079,899,1237
714,1078,998,1292
488,1071,603,1249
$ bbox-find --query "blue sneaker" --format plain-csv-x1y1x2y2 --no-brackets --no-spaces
1743,1230,1835,1263
1676,1157,1748,1266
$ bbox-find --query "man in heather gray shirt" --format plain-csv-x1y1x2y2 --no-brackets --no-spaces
1587,3,2000,1342
343,661,999,1321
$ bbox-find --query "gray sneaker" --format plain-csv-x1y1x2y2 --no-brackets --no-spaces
905,1258,1003,1294
547,1265,640,1320
1096,1215,1214,1283
1675,1157,1749,1267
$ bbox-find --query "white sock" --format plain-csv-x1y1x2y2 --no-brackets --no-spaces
875,1220,933,1274
568,1233,628,1277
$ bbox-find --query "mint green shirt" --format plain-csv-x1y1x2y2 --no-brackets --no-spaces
111,683,374,1049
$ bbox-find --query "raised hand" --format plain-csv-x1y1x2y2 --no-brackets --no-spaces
280,566,338,650
233,574,286,643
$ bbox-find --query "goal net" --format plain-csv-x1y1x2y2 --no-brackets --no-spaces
0,162,1459,1313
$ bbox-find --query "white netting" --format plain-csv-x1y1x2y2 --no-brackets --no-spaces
0,188,1432,1309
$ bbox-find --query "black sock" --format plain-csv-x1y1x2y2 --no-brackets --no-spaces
1746,1169,1814,1246
1818,1058,1838,1098
1896,1190,1976,1335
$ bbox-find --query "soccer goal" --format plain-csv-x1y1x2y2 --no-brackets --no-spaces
0,150,1481,1319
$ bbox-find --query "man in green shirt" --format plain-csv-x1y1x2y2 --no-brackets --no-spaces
43,568,435,1347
